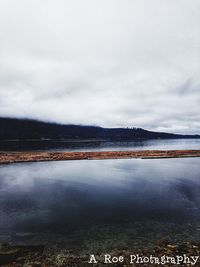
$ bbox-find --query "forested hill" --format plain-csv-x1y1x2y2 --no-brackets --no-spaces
0,117,199,141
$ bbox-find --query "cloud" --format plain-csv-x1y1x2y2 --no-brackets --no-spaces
0,0,200,134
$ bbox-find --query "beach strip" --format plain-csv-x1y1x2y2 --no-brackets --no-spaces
0,150,200,164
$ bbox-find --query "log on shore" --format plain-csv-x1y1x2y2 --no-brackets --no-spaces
0,150,200,164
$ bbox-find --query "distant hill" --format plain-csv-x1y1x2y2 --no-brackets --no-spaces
0,117,199,141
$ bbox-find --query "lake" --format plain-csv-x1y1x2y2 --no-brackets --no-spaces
0,157,199,253
1,138,200,152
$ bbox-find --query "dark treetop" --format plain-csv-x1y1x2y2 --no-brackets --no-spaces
0,117,199,141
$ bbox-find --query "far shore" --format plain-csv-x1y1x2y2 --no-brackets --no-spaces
0,150,200,164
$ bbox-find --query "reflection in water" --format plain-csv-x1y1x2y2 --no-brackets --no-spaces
1,138,200,152
0,158,200,249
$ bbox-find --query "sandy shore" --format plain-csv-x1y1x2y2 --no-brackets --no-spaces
0,150,200,164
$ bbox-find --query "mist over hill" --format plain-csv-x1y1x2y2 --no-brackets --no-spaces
0,117,199,141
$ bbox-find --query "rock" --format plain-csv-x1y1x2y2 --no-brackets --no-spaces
17,256,28,263
167,244,177,249
32,261,42,267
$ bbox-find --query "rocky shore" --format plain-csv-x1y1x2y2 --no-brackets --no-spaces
1,150,200,164
0,241,199,266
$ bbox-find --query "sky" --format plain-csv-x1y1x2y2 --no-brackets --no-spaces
0,0,200,134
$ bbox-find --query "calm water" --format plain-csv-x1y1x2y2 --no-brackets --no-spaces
0,138,200,152
0,158,200,252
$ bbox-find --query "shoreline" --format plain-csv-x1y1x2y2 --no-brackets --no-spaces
0,241,199,266
1,149,200,164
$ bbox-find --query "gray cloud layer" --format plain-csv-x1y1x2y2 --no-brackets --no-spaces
0,0,200,134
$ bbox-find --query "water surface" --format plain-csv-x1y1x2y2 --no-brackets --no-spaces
1,138,200,152
0,158,200,251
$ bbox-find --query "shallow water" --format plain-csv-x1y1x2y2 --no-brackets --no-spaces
0,158,200,251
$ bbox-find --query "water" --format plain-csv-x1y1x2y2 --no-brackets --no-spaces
0,138,200,152
0,158,200,252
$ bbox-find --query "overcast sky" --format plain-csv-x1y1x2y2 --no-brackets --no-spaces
0,0,200,134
